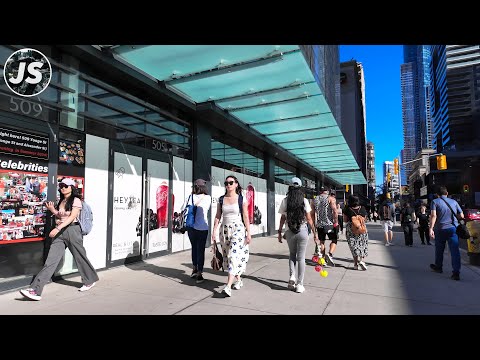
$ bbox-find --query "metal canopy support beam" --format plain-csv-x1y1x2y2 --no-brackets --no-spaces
228,93,321,112
262,125,337,136
165,49,301,85
212,80,317,102
277,135,343,145
324,169,362,174
244,111,329,126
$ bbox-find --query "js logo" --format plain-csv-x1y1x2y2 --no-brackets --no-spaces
3,48,52,97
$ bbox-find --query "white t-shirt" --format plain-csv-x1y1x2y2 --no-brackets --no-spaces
278,197,312,229
183,194,211,231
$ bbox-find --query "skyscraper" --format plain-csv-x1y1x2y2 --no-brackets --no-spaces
401,62,416,180
401,46,433,183
367,141,375,195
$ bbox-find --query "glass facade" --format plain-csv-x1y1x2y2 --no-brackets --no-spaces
401,62,416,180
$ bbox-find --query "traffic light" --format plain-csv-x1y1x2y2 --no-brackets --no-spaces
463,184,469,193
346,184,349,192
437,154,447,170
394,158,399,175
387,172,391,182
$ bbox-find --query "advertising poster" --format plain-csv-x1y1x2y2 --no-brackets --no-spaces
275,182,289,231
0,127,49,245
172,157,192,253
244,174,267,236
58,139,84,166
145,159,169,254
0,169,47,244
111,152,143,261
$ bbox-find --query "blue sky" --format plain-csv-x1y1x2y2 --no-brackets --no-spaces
339,45,404,187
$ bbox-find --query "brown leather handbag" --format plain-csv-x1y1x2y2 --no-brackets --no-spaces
211,243,224,271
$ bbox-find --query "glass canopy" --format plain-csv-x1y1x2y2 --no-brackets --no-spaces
109,45,367,185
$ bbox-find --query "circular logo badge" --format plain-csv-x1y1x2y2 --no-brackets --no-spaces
3,48,52,97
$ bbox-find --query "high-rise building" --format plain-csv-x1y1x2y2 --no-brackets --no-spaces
401,46,433,183
340,60,367,198
401,62,416,181
430,45,480,150
366,141,375,197
383,161,400,196
400,149,407,186
428,45,480,205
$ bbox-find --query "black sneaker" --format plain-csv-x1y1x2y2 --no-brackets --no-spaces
430,264,443,273
196,274,205,283
190,269,198,278
451,273,460,281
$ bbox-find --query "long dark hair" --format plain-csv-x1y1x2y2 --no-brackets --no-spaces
224,175,243,195
56,185,82,212
286,186,306,226
193,184,208,195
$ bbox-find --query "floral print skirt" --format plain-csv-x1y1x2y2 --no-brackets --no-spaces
220,221,249,276
345,222,369,258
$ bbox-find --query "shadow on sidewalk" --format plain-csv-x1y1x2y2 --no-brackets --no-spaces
125,261,225,295
242,275,291,291
248,252,289,260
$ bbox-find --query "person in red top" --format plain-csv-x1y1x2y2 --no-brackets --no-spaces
19,178,99,301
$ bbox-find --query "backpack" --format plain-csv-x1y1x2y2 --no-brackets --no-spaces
78,200,93,235
382,203,392,220
350,207,367,235
219,194,244,226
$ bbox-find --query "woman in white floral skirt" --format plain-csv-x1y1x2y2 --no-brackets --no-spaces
343,194,369,270
212,175,251,297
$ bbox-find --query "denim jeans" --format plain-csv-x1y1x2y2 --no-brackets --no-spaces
187,229,208,273
434,226,461,274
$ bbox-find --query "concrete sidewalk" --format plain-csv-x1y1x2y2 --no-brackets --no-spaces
1,224,480,315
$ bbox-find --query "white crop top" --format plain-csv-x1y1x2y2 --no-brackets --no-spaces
222,202,241,223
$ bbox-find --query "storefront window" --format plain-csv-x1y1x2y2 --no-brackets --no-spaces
0,126,49,245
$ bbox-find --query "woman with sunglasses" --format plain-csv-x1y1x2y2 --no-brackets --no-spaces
212,175,251,297
19,178,99,301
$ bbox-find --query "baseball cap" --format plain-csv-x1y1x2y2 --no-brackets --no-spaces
291,177,302,187
194,178,207,186
60,178,76,187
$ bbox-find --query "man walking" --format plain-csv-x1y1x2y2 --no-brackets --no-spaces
429,186,464,280
380,193,396,246
312,186,338,266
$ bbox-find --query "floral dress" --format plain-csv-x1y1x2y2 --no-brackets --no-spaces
345,206,369,258
220,202,249,276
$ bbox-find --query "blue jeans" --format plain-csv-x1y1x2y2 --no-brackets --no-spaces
187,229,208,273
434,227,461,274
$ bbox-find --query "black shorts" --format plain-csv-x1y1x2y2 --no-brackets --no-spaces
317,226,338,241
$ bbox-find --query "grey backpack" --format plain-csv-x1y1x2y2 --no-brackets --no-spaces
78,200,93,235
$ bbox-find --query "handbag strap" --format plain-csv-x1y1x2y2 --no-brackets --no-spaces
439,197,459,227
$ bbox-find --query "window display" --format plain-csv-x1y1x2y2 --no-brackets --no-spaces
0,169,47,244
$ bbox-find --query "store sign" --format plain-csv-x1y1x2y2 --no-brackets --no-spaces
3,48,52,97
0,127,49,160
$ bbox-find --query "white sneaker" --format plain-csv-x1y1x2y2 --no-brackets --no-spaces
222,285,232,297
385,243,390,246
295,284,305,293
359,261,368,271
287,276,296,290
325,254,335,267
79,282,96,292
20,288,41,301
233,279,243,290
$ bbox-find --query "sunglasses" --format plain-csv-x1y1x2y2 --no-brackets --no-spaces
58,183,69,189
224,180,235,186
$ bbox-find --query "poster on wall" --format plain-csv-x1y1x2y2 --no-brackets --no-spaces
111,152,143,261
59,140,84,166
0,127,49,160
275,182,289,231
0,167,48,244
171,157,192,253
144,159,169,255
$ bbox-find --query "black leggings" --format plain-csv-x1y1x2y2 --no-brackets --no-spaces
338,216,343,232
418,226,430,244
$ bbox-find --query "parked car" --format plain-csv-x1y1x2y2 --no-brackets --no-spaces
464,209,480,222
